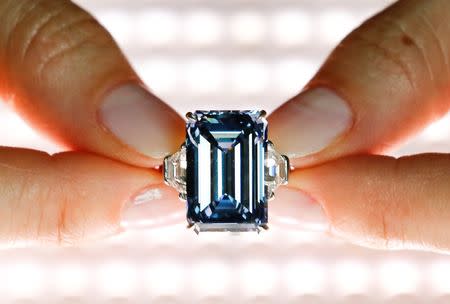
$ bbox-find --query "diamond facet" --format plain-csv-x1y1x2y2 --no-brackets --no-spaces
186,110,268,230
164,145,187,196
163,110,290,232
265,141,289,199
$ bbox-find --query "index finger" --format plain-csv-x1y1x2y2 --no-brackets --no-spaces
0,147,181,246
278,153,450,253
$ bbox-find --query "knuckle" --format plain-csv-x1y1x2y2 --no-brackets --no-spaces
369,158,410,249
344,8,449,106
9,168,86,246
348,26,419,94
349,200,408,250
377,204,408,250
46,185,88,246
6,1,64,59
49,160,88,245
53,190,84,246
5,0,112,81
415,12,450,110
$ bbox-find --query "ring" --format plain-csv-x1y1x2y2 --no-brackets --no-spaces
164,110,289,233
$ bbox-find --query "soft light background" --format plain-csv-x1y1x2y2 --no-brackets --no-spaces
1,0,450,303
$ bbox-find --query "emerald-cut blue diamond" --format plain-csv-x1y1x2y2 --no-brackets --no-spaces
185,110,268,231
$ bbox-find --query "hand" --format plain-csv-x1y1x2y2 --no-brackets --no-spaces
0,0,185,246
269,0,450,253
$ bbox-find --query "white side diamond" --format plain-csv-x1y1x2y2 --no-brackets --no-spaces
164,145,187,196
264,142,289,199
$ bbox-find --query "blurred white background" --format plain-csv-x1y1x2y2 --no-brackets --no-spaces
1,0,450,303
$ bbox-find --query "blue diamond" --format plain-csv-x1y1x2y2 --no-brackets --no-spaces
186,110,268,229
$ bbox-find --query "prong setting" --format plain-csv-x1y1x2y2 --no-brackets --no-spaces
186,112,198,121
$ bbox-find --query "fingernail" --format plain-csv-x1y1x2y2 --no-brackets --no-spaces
99,83,184,159
121,185,184,229
271,186,329,232
270,87,352,158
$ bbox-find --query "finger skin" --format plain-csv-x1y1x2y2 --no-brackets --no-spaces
0,0,184,167
270,0,450,167
0,147,162,246
290,154,450,252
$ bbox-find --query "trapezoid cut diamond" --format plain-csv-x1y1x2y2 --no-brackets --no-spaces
186,110,268,229
265,142,289,199
164,145,187,196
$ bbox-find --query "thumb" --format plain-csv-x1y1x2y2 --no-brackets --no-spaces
269,0,450,167
276,154,450,253
0,0,184,167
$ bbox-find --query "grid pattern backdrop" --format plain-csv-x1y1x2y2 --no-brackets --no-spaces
1,0,450,303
